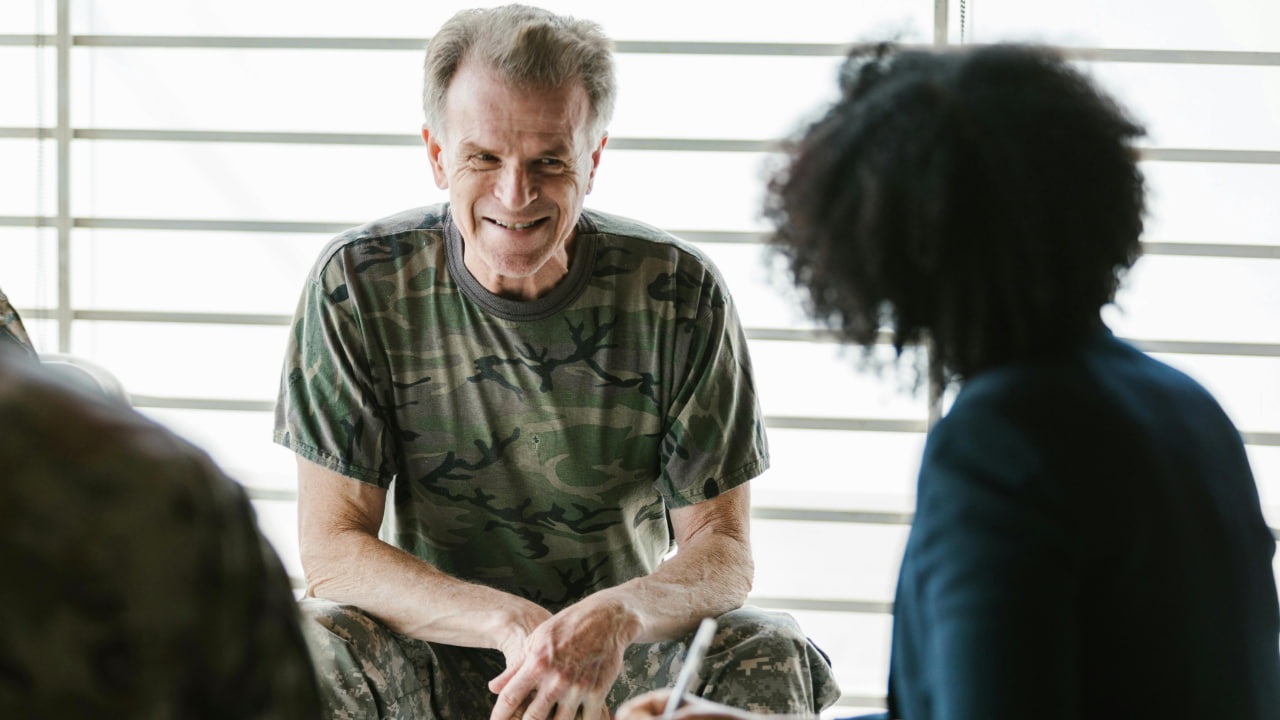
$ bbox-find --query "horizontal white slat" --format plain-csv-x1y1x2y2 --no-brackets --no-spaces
11,127,1280,163
6,33,1280,66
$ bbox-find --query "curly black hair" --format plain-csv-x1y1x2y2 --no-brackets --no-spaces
766,43,1146,396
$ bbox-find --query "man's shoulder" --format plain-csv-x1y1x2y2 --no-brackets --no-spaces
344,204,449,242
580,208,726,289
582,208,704,257
311,204,449,278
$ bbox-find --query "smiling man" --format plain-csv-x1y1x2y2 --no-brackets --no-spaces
429,59,601,300
273,5,838,720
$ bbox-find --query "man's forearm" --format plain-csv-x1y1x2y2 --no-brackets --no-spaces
296,455,551,653
303,526,549,651
585,524,753,644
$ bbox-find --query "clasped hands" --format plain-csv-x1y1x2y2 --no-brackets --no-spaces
488,594,638,720
486,594,754,720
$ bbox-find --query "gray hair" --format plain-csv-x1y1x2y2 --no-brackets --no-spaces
422,4,616,142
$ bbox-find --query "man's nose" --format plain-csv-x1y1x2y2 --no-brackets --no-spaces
494,165,536,209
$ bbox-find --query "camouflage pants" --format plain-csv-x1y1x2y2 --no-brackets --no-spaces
299,599,839,719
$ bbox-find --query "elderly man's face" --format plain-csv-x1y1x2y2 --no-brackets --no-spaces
423,60,606,301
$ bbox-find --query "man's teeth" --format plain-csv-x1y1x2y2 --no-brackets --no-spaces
492,219,540,229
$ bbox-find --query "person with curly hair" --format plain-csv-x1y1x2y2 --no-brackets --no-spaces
619,43,1279,720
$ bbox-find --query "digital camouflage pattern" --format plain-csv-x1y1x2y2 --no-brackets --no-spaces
275,204,770,610
0,346,320,719
300,599,840,719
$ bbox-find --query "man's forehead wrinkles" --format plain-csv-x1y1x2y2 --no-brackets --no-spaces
453,132,578,158
454,113,583,139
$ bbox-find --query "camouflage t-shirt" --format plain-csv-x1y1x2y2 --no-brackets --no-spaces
275,204,768,610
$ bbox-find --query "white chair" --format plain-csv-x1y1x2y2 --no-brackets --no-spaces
39,353,130,404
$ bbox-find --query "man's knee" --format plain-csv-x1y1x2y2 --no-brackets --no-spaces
713,606,815,658
298,597,398,654
704,606,839,714
297,599,430,719
294,594,404,661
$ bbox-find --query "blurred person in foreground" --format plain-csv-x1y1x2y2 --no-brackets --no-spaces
273,5,837,720
619,42,1280,720
0,294,320,718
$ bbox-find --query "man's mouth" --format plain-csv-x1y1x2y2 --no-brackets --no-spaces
487,217,548,230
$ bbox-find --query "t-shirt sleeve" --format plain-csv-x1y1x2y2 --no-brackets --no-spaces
654,264,769,507
273,255,395,487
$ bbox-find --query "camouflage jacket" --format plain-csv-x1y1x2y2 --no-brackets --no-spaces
0,287,36,356
275,204,768,610
0,346,320,719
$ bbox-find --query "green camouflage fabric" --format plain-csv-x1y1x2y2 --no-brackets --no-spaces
0,346,320,719
0,287,36,357
275,205,838,716
300,599,840,718
275,204,769,609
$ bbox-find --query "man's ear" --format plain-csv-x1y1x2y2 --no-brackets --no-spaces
422,126,450,190
585,133,608,194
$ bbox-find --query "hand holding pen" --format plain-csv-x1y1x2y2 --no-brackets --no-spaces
617,617,808,720
616,618,800,720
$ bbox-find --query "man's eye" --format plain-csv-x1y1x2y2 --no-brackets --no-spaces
472,154,500,167
537,158,566,170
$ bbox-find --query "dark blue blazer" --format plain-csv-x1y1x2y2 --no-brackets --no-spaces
882,330,1280,719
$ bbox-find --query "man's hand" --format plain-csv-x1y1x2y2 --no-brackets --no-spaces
488,595,642,720
616,690,761,720
490,597,555,677
487,485,754,720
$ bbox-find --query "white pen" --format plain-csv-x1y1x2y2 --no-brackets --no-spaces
662,617,719,720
